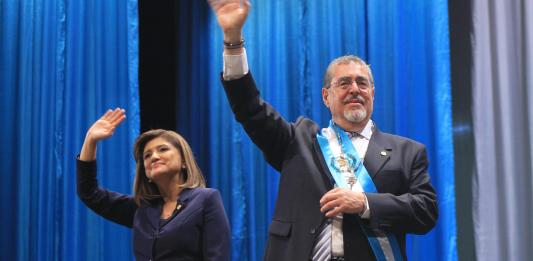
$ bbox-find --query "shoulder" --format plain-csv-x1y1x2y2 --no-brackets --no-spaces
187,188,223,203
294,116,321,134
374,130,426,153
189,187,219,195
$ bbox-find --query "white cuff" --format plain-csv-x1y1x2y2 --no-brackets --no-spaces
359,193,371,219
223,48,249,80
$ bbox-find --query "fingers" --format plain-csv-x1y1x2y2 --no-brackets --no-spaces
321,198,343,218
319,187,342,205
101,109,114,121
242,0,251,10
207,0,240,11
208,0,250,14
238,0,251,18
112,113,126,127
319,188,342,217
108,108,126,126
206,0,220,10
100,108,126,126
325,207,342,218
319,188,363,217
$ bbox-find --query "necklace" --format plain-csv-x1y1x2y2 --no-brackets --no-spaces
162,201,178,219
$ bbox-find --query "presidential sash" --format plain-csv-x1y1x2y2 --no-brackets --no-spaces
316,120,403,261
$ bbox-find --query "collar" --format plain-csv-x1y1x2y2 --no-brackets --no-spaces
358,119,373,140
329,119,374,140
344,120,374,140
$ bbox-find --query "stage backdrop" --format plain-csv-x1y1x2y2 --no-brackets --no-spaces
0,0,139,260
204,1,457,260
1,0,456,260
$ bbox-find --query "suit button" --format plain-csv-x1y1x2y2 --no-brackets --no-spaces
310,228,316,234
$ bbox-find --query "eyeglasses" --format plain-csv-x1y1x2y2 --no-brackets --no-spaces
330,76,372,91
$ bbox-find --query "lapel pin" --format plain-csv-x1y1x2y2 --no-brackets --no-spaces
380,150,388,156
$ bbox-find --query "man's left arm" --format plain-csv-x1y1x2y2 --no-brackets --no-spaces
365,146,438,234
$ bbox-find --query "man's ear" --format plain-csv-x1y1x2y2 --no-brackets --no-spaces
322,88,330,107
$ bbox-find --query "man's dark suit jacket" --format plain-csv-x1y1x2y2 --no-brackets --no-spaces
222,72,438,261
76,159,231,261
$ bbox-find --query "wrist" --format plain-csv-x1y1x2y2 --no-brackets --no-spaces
359,193,369,217
84,133,98,144
223,30,242,43
223,37,245,55
360,201,367,215
79,140,97,162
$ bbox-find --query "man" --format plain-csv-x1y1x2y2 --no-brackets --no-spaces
209,1,438,260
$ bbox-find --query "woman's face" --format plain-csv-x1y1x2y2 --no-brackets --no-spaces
142,137,183,181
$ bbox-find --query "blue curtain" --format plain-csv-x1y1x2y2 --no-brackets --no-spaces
366,1,455,260
174,0,212,181
206,1,456,260
0,0,139,260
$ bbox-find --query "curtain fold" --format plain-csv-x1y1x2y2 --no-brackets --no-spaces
207,1,456,260
472,0,533,260
0,0,139,260
367,1,456,260
174,0,212,182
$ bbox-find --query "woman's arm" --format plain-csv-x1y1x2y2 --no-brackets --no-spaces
77,108,137,228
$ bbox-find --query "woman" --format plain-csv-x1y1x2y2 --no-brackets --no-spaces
77,108,230,261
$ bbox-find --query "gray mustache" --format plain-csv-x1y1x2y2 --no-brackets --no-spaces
343,95,365,104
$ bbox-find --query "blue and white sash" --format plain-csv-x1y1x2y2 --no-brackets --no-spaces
316,120,403,261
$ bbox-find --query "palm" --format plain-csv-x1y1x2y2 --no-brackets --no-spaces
87,108,126,142
208,0,250,32
89,120,116,140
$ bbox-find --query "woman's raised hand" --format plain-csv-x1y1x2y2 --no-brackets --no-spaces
86,108,126,142
79,108,126,161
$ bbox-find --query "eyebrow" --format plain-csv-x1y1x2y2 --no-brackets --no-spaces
337,76,352,81
355,76,370,83
337,75,369,82
143,144,169,155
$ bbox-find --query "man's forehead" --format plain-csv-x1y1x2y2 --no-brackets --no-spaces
333,62,369,78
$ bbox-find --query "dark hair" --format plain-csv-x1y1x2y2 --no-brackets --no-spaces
323,55,374,88
132,129,205,205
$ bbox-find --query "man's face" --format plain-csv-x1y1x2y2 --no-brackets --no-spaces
322,62,374,130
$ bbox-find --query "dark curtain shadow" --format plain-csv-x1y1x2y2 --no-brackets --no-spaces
449,0,476,260
138,0,211,182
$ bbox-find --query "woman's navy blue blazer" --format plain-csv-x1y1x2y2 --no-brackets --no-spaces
77,159,231,261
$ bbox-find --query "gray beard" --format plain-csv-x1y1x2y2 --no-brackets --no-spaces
344,108,367,123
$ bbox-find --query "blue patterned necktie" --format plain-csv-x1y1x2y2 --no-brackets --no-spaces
312,220,332,261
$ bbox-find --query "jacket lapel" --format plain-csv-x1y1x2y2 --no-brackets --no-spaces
312,136,334,193
144,188,195,230
364,128,391,179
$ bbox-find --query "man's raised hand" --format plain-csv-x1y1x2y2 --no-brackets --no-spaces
208,0,250,42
